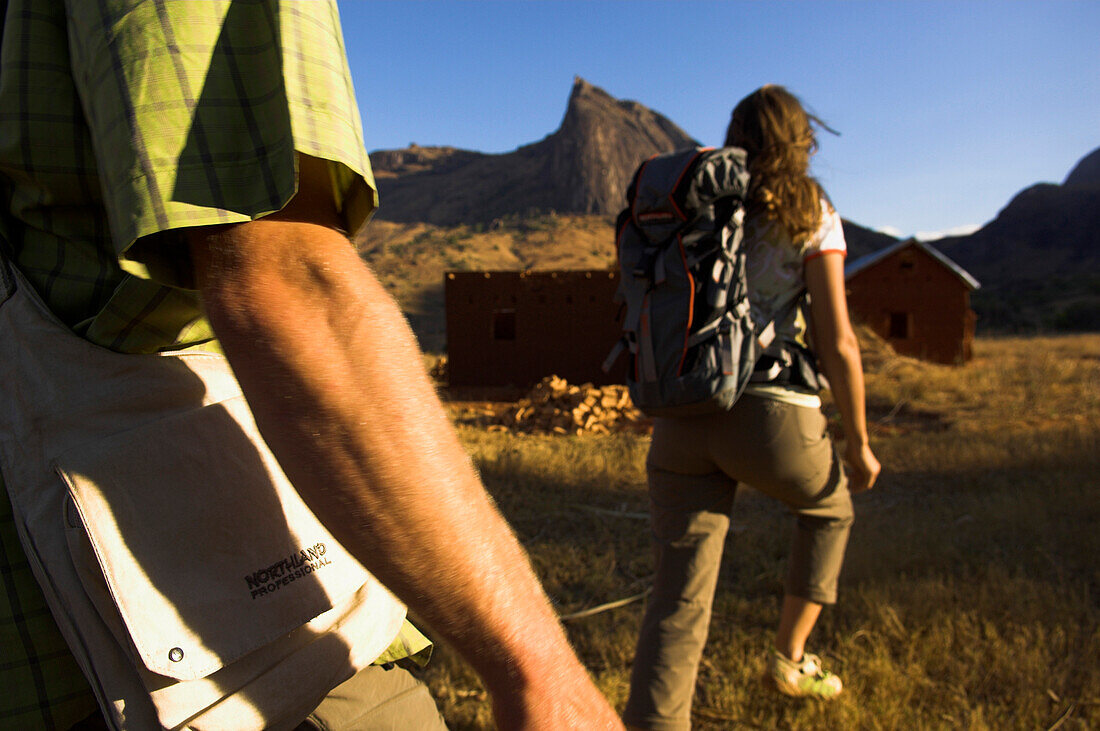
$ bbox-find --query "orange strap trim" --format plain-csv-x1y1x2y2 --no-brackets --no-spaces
667,148,712,221
675,234,695,376
804,248,847,263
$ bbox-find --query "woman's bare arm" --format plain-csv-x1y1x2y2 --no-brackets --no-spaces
805,252,881,492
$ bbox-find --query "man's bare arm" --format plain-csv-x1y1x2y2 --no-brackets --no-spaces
185,156,622,729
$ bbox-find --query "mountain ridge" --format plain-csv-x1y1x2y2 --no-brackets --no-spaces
369,77,698,225
936,145,1100,330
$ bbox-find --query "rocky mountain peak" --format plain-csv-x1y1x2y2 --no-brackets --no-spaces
369,78,697,225
568,75,609,102
543,77,698,216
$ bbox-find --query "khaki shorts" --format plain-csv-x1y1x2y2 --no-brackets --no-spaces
72,665,447,731
295,665,447,730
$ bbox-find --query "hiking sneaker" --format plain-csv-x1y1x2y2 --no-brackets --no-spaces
764,648,843,700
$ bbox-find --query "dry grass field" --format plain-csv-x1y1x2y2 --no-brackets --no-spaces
414,333,1099,730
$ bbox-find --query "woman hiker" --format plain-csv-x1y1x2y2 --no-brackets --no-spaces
622,85,881,731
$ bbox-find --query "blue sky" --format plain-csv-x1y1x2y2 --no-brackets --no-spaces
336,1,1099,240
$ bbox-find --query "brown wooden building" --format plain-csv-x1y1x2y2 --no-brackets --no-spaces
444,270,624,387
845,239,980,364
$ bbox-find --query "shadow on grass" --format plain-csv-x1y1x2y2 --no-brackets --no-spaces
469,424,1098,610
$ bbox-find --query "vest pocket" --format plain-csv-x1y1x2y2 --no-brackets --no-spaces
54,395,374,683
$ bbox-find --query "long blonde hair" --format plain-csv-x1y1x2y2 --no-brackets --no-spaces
724,85,831,245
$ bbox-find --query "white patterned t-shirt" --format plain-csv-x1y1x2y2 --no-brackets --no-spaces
741,197,846,407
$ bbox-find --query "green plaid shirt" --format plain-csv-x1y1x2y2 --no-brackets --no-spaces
0,2,427,727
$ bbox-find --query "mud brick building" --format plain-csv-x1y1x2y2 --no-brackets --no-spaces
845,239,980,364
444,270,624,387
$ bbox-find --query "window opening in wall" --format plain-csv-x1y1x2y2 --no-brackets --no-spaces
493,309,516,340
899,254,916,272
888,312,910,339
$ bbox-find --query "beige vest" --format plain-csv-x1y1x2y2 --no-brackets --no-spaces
0,259,407,730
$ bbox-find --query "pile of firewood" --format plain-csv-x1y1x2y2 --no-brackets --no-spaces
488,375,647,435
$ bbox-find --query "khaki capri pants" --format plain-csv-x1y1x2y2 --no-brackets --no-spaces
624,394,853,731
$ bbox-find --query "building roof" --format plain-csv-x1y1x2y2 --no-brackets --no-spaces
844,238,980,290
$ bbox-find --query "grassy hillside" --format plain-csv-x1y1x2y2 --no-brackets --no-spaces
971,274,1100,333
414,333,1099,729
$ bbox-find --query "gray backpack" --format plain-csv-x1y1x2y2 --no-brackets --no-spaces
605,146,778,416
